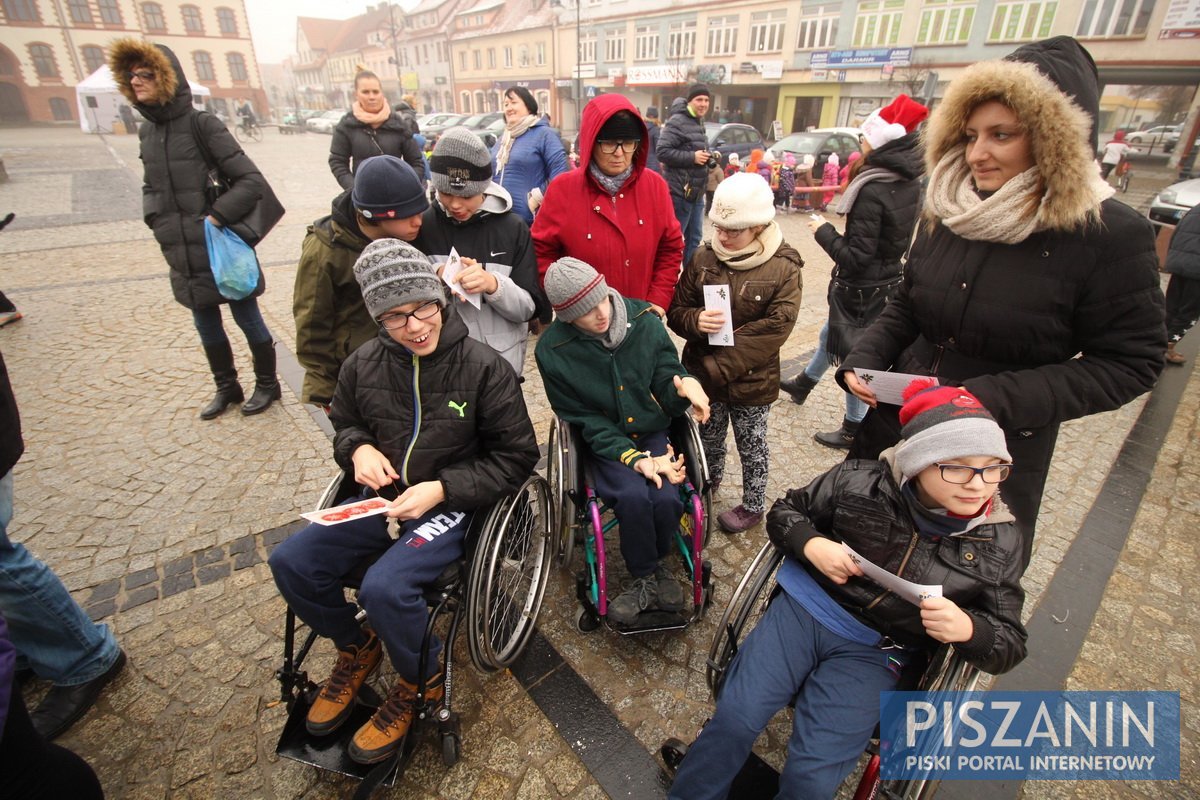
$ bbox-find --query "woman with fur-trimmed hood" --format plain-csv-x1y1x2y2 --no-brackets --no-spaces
108,39,281,419
837,36,1165,565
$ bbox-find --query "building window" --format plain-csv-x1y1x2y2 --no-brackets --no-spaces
181,5,203,33
142,2,165,32
459,51,467,70
1076,0,1153,37
50,96,73,120
604,31,625,62
988,0,1056,41
917,0,976,44
227,52,247,81
216,6,237,35
194,51,214,80
473,89,485,111
81,45,105,73
423,43,429,62
503,46,512,68
29,43,58,78
67,0,93,24
3,0,39,22
853,0,905,46
473,49,481,69
536,42,546,65
460,90,471,112
706,15,739,57
487,47,495,68
668,20,696,58
798,7,840,49
635,25,659,61
580,32,596,63
749,9,787,53
97,0,121,24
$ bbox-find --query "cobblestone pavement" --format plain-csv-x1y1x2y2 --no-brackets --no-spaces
0,127,1194,799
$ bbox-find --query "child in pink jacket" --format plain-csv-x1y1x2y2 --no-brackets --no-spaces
819,153,840,211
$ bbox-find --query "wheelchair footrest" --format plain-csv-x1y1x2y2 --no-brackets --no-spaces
609,608,690,635
275,695,400,787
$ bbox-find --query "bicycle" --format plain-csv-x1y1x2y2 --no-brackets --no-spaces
234,119,263,144
1115,159,1132,193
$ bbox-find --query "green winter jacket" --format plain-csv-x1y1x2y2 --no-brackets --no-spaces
292,192,376,405
535,296,692,467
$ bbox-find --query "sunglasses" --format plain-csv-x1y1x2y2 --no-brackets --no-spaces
128,70,156,82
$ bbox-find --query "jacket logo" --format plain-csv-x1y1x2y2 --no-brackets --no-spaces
490,250,506,257
448,400,467,417
406,512,467,548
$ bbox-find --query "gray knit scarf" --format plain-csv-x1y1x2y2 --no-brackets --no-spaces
577,288,629,350
836,167,905,216
588,162,634,196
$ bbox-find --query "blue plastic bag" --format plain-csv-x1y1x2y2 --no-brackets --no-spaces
204,219,259,300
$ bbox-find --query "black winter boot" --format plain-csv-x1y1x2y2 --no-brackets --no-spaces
242,339,281,415
200,342,244,420
779,373,818,405
814,418,861,450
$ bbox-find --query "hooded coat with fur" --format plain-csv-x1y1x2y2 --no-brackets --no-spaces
838,37,1165,538
109,39,267,309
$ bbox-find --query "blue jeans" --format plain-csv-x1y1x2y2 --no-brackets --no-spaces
269,494,472,682
673,193,706,269
668,592,900,800
803,321,868,423
191,297,272,348
0,471,120,686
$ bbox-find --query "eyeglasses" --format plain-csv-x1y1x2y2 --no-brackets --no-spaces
597,139,638,155
128,70,156,82
934,463,1013,484
378,301,441,330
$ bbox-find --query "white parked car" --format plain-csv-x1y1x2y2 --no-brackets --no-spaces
306,110,344,134
1148,177,1200,228
1126,125,1180,146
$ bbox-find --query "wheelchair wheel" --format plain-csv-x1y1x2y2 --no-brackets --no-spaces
467,475,553,671
674,415,713,544
706,541,783,699
546,417,576,569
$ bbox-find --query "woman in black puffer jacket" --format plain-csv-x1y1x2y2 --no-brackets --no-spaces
838,37,1166,564
109,39,280,419
329,71,424,191
781,95,928,450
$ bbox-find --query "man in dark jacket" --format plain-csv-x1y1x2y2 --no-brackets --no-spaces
643,106,662,174
1164,203,1200,365
0,350,125,742
270,240,538,766
657,85,714,267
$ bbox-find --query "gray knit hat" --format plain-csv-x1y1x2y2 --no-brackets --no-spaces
893,380,1011,479
353,239,445,320
429,126,493,197
544,257,608,322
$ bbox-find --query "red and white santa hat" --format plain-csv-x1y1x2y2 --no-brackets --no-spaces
859,94,929,150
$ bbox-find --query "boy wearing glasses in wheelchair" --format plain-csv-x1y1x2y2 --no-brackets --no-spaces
668,380,1027,799
270,239,538,765
536,257,711,626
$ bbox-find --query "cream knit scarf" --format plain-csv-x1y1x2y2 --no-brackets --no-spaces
352,99,391,128
495,115,539,175
710,220,784,271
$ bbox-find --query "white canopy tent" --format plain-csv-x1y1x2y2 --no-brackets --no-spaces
76,65,211,134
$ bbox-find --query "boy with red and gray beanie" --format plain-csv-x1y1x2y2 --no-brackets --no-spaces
669,379,1027,800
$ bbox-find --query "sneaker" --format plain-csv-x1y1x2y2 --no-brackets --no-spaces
0,310,22,328
607,574,658,625
305,629,383,736
348,674,445,765
717,505,764,533
655,562,686,612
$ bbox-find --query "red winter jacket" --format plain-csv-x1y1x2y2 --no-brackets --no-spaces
532,94,684,311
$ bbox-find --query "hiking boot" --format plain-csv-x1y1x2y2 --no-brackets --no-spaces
348,674,444,765
717,505,764,533
305,629,382,736
779,373,818,405
607,574,658,625
814,418,861,450
1166,342,1186,365
655,561,686,612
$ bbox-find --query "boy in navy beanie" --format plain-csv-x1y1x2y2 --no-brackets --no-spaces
669,378,1026,800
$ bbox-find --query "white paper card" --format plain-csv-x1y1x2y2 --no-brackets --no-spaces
852,369,939,406
841,543,943,606
441,247,482,309
703,284,735,347
301,497,392,526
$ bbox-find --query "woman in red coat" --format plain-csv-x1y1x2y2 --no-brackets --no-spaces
532,94,684,315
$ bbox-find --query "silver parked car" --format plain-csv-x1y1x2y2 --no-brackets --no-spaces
1147,177,1200,228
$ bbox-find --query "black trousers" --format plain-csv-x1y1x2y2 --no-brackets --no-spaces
0,680,104,799
1165,273,1200,343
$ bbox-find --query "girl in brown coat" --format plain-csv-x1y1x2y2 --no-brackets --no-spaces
668,173,802,532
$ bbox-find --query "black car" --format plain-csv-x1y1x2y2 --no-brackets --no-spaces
705,122,765,168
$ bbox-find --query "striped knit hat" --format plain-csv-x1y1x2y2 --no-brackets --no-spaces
544,257,608,322
894,379,1011,479
353,239,445,320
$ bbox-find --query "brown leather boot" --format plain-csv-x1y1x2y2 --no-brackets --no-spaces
348,673,445,765
1165,342,1186,365
304,629,382,736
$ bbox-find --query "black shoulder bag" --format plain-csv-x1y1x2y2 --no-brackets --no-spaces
190,110,285,247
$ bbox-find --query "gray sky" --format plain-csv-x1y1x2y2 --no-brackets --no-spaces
246,0,415,65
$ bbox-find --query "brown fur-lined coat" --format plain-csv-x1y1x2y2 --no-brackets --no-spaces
109,38,266,309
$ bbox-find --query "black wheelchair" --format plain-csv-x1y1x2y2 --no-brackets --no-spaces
662,541,983,800
274,469,552,796
545,413,714,634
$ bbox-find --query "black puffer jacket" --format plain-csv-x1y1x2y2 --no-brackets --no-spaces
0,350,23,479
330,308,538,511
768,454,1027,675
813,131,923,284
656,98,708,200
110,39,267,309
1165,204,1200,280
329,113,424,191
